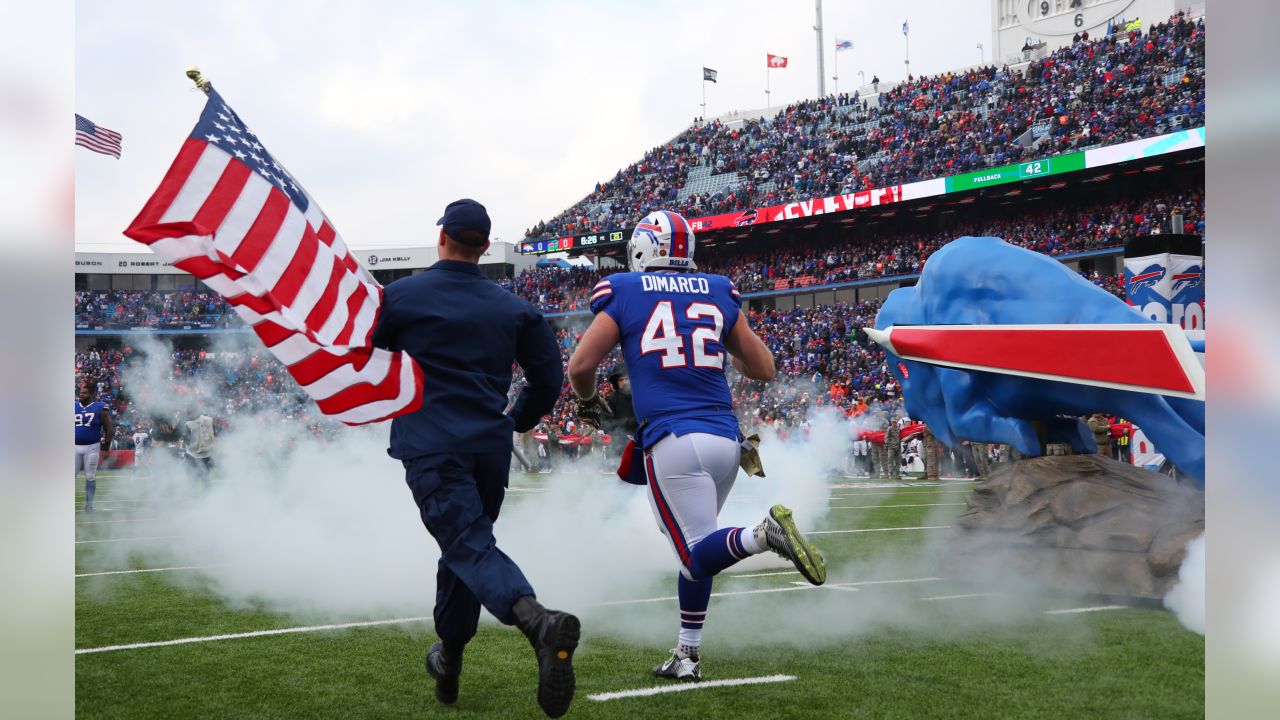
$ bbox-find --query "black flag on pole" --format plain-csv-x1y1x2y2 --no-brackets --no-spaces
703,67,718,83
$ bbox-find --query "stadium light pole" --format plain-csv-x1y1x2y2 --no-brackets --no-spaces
814,0,826,98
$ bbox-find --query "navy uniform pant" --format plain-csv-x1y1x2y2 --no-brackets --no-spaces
403,452,536,647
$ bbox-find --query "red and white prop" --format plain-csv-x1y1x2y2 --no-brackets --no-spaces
864,324,1205,401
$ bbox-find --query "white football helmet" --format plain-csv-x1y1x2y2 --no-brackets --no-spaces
628,210,697,272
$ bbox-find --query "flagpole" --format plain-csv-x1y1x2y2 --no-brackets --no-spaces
904,23,911,79
833,46,840,96
186,66,212,95
766,66,771,108
701,76,707,120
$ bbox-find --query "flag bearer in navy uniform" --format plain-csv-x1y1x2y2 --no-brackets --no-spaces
371,199,579,718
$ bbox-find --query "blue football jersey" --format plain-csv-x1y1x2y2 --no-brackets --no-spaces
590,271,742,447
75,400,109,445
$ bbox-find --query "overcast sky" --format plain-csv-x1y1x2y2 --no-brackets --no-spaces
76,0,989,252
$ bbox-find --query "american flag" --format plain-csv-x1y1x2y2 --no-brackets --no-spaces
75,114,123,158
123,87,424,425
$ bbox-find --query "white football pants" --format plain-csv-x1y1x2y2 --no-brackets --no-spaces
75,443,101,482
643,432,741,566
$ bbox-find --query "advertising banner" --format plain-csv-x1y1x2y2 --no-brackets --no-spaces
1121,233,1204,472
1123,235,1205,331
944,151,1086,192
1085,127,1205,168
688,185,904,233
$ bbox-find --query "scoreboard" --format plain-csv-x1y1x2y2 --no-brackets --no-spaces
519,230,627,255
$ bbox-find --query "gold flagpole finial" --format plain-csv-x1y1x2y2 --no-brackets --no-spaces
185,66,212,94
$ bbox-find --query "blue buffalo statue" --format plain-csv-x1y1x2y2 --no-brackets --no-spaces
873,236,1205,484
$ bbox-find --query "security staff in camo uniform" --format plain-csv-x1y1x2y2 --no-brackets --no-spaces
922,425,941,481
883,406,902,480
868,407,887,478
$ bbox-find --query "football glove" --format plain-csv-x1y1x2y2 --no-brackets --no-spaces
574,394,612,432
739,433,766,477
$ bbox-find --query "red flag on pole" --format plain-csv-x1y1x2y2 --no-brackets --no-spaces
767,54,789,68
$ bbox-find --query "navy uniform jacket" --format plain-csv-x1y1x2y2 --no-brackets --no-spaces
371,260,563,460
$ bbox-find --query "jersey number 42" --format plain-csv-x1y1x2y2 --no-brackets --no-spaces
640,301,725,369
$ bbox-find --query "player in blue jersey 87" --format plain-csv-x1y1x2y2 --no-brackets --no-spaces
568,210,827,682
75,383,113,512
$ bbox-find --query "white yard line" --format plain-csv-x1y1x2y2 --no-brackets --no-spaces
838,577,942,587
1045,605,1129,615
726,570,800,579
791,582,861,593
77,518,158,526
827,503,966,510
74,575,949,654
596,584,814,604
76,565,209,578
921,593,995,602
75,536,175,545
74,616,433,655
588,675,797,702
809,525,951,535
595,576,943,607
828,490,971,498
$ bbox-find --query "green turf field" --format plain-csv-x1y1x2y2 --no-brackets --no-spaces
75,470,1204,719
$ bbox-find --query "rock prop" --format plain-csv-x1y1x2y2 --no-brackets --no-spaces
942,454,1204,599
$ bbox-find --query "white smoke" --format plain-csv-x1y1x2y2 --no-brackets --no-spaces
1164,534,1205,634
82,344,1144,649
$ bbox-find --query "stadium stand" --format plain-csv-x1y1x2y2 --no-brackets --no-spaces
503,188,1202,313
73,13,1205,446
76,186,1194,327
523,13,1204,240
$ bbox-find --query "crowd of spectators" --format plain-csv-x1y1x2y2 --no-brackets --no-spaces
524,12,1204,240
504,188,1202,312
77,182,1187,328
75,289,230,329
76,263,1129,456
75,344,344,449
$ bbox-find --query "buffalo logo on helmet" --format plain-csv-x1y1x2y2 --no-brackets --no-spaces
628,210,697,272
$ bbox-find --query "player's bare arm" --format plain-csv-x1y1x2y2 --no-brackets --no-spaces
723,312,775,381
100,410,114,450
568,312,621,400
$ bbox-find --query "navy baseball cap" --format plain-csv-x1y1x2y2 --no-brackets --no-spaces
437,198,491,245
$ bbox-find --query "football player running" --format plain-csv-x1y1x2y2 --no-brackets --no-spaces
74,384,113,513
568,210,826,682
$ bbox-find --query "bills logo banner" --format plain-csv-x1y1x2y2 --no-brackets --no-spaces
1125,252,1204,331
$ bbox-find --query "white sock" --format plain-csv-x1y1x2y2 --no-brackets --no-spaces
676,640,700,659
742,521,767,554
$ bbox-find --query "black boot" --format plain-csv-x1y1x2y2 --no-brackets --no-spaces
510,596,580,718
424,641,463,705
